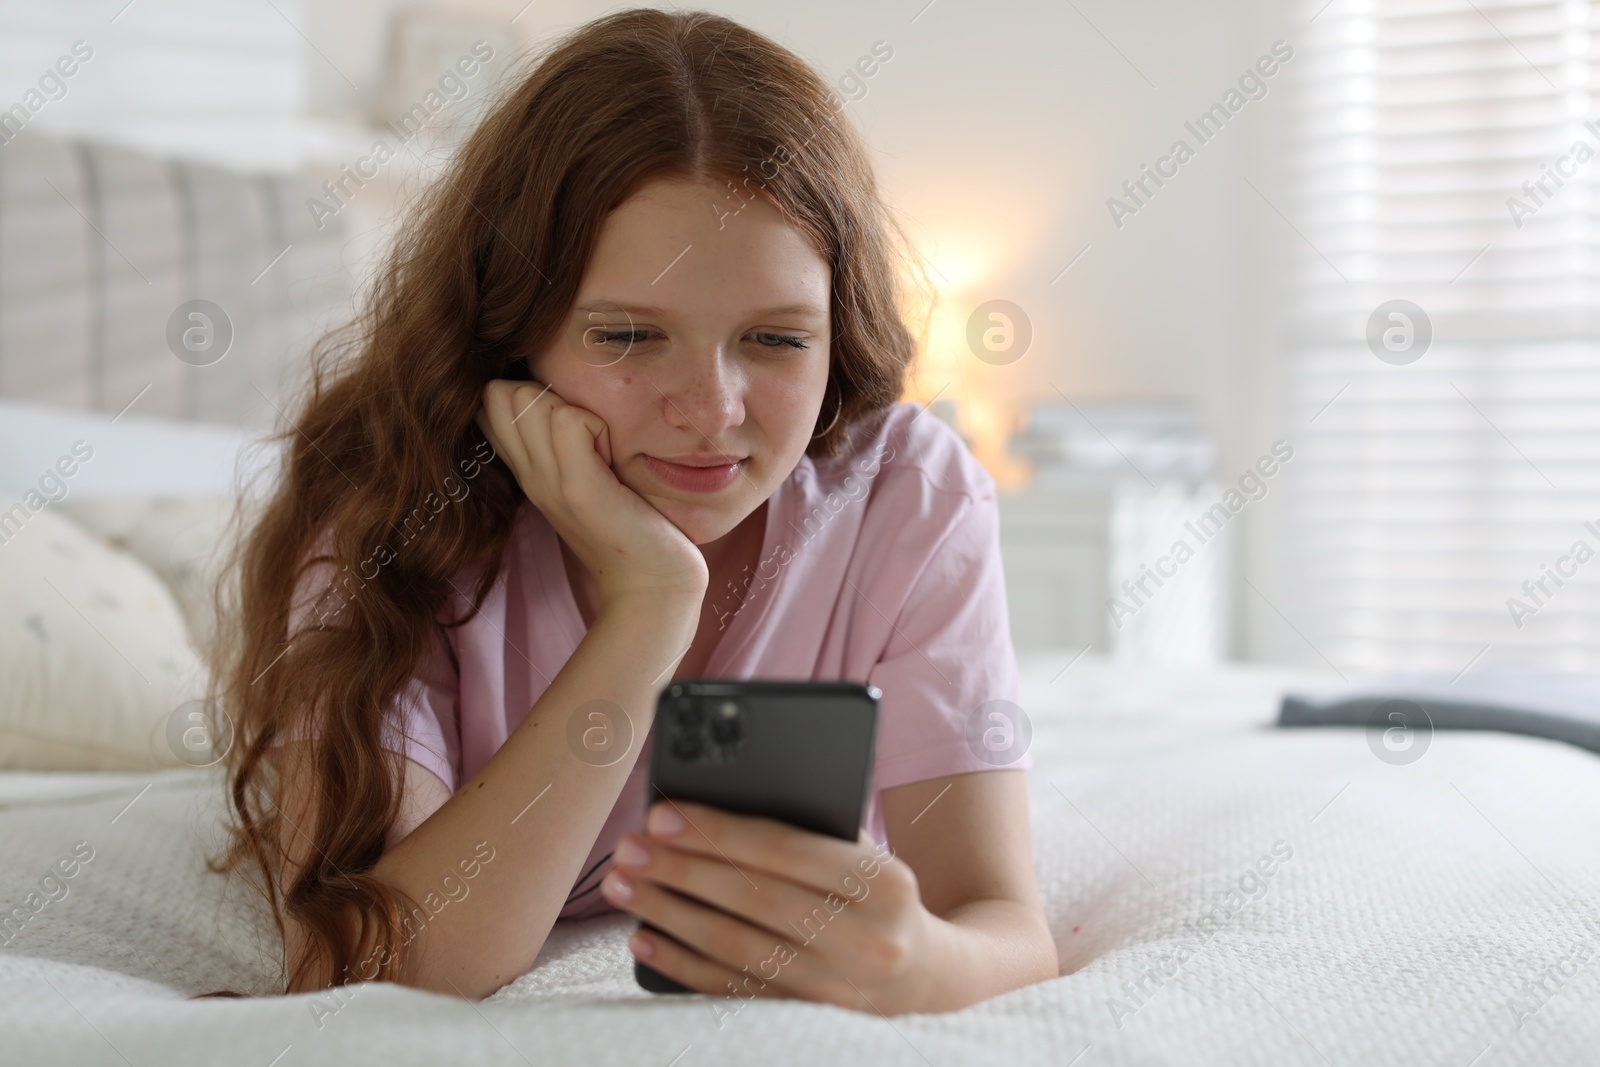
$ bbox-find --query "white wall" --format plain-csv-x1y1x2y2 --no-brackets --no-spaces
0,0,305,171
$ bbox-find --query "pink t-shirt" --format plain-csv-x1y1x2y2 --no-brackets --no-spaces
286,401,1028,920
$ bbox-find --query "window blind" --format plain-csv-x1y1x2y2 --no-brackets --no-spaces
1280,0,1600,672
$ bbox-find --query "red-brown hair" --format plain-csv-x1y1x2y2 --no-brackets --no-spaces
205,7,930,995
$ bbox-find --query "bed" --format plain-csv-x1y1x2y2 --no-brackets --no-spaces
4,607,1599,1065
3,134,1598,1067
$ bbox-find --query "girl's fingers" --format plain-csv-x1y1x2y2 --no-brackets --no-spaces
473,408,507,472
508,380,554,425
479,376,708,602
480,403,528,485
473,409,502,459
482,380,558,494
548,404,613,496
612,874,808,994
609,835,878,971
644,799,886,899
481,379,605,515
629,924,781,1002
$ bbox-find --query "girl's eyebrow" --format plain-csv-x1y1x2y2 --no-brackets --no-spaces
574,299,825,321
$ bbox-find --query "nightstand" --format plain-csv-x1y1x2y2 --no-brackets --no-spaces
997,482,1231,664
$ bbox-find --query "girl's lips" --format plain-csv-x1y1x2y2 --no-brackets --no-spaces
643,454,743,493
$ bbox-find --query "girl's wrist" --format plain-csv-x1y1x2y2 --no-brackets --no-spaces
592,590,702,648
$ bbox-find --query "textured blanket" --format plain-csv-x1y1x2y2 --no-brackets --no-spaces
2,658,1597,1066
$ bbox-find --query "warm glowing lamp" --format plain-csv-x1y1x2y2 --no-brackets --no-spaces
901,244,1029,490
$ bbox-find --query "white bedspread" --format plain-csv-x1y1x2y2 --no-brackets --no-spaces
3,655,1598,1066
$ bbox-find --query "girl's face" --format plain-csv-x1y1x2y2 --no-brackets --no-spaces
528,176,833,547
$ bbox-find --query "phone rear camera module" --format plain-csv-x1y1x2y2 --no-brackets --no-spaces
665,697,747,765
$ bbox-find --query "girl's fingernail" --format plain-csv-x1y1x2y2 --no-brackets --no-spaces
603,871,634,901
614,837,650,868
647,805,685,837
629,932,655,959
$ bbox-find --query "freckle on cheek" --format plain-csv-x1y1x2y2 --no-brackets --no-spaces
624,377,632,385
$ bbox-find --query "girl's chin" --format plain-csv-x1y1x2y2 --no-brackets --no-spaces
648,496,752,547
668,511,741,547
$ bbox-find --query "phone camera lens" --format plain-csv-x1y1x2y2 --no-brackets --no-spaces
709,704,743,745
669,701,706,762
669,728,705,762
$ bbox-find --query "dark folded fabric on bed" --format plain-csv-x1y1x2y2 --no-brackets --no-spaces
1277,668,1600,757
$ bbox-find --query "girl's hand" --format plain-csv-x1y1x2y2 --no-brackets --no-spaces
475,378,708,610
600,800,944,1016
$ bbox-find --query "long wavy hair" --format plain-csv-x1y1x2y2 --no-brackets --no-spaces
203,7,931,995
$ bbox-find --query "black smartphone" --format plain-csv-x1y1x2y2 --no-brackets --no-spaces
633,678,881,994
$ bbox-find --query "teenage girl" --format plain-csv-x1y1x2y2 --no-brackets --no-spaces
211,7,1056,1013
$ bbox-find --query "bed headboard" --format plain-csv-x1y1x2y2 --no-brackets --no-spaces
0,130,352,427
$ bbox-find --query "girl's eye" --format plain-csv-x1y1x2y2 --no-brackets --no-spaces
590,329,655,347
751,332,809,350
584,329,808,351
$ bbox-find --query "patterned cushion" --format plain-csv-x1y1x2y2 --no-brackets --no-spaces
0,494,211,770
54,494,242,661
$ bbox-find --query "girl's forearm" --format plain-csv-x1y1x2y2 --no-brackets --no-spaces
366,594,700,997
917,899,1059,1012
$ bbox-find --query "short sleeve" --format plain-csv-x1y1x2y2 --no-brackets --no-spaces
376,623,462,794
865,490,1032,794
270,546,463,795
285,550,343,638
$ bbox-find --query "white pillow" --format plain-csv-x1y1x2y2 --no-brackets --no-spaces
0,494,215,771
53,494,242,661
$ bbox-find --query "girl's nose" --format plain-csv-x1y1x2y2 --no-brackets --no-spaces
657,345,744,437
